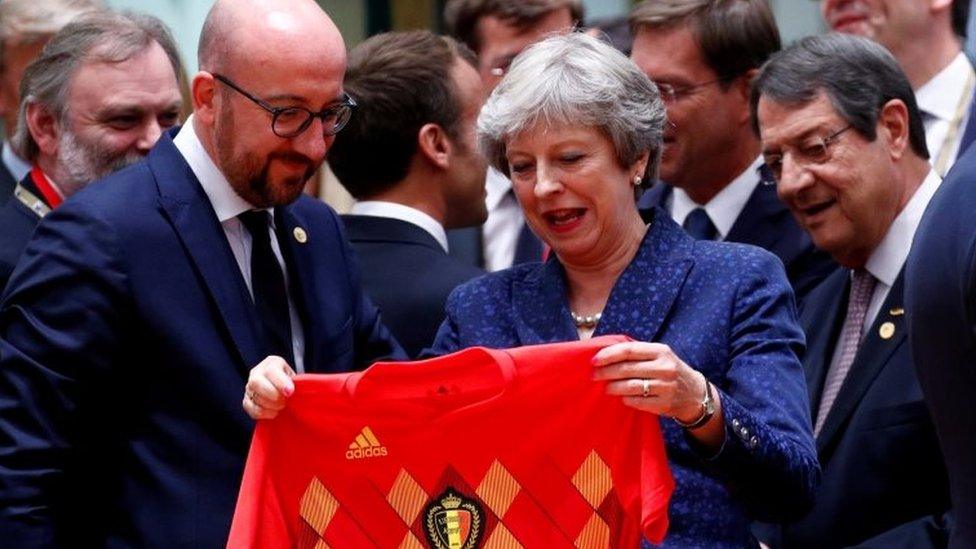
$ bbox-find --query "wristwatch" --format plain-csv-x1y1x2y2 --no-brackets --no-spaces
674,375,716,430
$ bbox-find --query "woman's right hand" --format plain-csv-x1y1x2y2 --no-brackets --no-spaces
242,355,296,420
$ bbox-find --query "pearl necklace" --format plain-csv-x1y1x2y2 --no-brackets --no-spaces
570,311,602,328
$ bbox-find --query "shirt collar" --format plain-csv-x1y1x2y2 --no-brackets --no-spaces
172,115,257,223
670,156,764,239
864,169,941,287
2,141,31,182
484,167,512,210
916,52,974,122
350,200,449,252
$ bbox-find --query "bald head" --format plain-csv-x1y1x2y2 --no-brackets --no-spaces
198,0,344,75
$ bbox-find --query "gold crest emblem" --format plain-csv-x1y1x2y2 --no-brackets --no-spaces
293,227,308,243
879,321,896,340
423,488,484,549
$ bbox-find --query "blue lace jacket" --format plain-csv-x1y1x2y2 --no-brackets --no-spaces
428,208,820,548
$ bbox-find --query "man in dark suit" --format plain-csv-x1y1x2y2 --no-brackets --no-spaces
906,143,976,549
820,0,974,178
0,10,183,290
0,0,103,204
327,31,486,357
753,33,951,548
629,0,835,303
0,0,403,546
443,0,581,271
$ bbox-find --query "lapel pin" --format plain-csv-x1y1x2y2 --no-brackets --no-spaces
293,227,308,244
889,307,905,316
879,321,896,340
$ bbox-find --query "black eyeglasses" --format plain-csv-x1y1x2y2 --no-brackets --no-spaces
656,75,740,104
212,73,356,138
763,125,853,182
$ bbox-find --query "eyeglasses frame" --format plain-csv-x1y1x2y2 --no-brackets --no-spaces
211,73,356,138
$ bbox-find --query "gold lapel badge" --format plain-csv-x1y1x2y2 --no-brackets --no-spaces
889,307,905,316
293,227,308,244
879,321,896,340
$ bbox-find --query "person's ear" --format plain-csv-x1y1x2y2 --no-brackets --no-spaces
732,69,760,125
192,72,218,126
877,98,911,161
417,123,451,169
25,102,60,157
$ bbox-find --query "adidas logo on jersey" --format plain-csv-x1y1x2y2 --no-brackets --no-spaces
345,426,388,459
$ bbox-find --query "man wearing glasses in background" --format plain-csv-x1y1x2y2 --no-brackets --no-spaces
443,0,581,271
752,33,951,548
0,0,402,546
630,0,835,304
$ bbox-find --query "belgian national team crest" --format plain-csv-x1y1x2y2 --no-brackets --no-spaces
422,488,484,548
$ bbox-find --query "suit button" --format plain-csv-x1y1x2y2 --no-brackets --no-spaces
732,419,741,429
739,427,749,439
749,436,759,449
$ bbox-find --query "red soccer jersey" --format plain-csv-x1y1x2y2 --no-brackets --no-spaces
227,336,674,548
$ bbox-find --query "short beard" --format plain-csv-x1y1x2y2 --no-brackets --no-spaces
214,101,317,208
56,128,142,197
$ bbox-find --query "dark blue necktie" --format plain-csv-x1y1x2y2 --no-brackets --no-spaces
238,210,295,366
683,208,717,240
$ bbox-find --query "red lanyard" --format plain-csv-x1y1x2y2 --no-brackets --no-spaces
30,164,63,209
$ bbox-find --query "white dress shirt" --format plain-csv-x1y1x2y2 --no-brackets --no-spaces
669,156,765,240
173,117,306,372
916,52,975,175
2,141,30,182
825,169,941,378
482,167,524,272
350,201,449,252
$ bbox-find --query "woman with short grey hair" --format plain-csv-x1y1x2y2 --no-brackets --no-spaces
431,32,819,546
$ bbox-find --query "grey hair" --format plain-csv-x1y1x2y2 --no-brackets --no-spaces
751,32,929,159
0,0,104,66
12,10,183,162
478,31,666,182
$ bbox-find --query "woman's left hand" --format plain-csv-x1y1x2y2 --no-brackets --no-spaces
592,341,707,423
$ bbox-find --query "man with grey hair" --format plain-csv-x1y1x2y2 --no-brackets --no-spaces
630,0,835,304
444,0,582,272
0,10,183,289
0,0,103,203
752,32,951,548
0,0,402,545
819,0,974,177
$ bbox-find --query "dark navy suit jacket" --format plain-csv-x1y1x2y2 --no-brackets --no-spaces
763,269,950,548
907,144,976,549
429,210,820,548
341,214,484,358
0,155,16,206
0,130,404,547
0,173,49,290
638,179,836,305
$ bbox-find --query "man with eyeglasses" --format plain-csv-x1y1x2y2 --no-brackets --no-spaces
752,33,950,548
0,0,403,546
443,0,581,272
819,0,973,178
630,0,835,304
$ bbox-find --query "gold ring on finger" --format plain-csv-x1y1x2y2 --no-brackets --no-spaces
641,379,651,398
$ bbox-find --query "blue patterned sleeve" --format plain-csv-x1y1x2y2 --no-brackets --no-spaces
689,251,820,522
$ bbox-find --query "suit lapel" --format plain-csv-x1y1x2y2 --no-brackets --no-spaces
802,270,850,410
151,131,266,374
275,206,320,368
596,211,694,342
816,271,907,453
725,170,789,248
511,259,578,344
